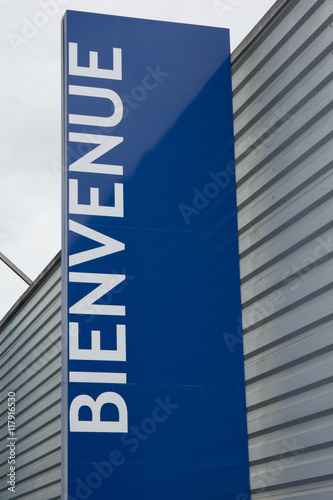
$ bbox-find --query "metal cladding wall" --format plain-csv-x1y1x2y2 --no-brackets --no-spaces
232,0,333,498
0,254,62,500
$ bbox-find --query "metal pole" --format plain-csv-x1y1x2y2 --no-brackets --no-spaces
0,252,32,286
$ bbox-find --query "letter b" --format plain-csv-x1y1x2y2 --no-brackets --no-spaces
39,0,59,17
70,392,128,433
192,188,209,210
92,461,113,478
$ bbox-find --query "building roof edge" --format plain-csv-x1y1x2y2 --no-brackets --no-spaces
231,0,291,65
0,251,61,330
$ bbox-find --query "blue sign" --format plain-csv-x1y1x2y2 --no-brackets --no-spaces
62,10,251,500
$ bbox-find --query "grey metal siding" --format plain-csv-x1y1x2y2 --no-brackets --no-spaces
0,254,61,500
232,0,333,498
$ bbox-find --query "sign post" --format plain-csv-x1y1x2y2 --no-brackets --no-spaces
62,10,251,499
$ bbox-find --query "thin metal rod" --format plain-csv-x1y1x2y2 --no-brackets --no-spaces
0,252,32,286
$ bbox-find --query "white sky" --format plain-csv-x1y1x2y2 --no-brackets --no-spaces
0,0,277,319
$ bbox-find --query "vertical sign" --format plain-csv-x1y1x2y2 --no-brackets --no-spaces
62,10,251,500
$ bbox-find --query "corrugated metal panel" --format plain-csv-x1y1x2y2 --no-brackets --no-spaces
232,0,333,498
0,253,61,500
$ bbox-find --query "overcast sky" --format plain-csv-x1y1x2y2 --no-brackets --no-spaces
0,0,277,319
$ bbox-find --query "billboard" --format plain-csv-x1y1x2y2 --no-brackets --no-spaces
62,10,251,500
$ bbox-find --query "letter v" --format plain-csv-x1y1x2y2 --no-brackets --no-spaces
69,220,125,267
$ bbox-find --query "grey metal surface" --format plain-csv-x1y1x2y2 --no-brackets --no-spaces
0,252,32,286
232,0,333,498
0,254,61,500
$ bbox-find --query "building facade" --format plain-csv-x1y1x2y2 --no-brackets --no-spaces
233,0,333,497
1,0,332,498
